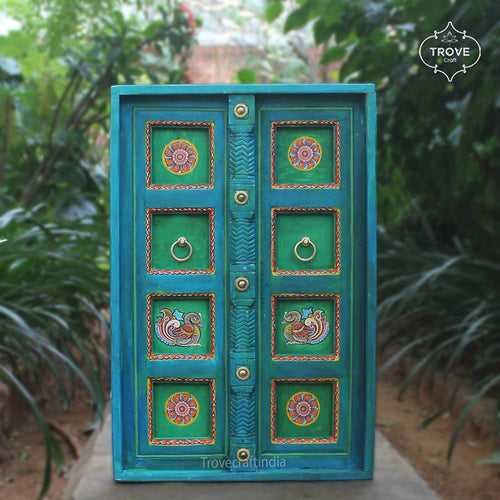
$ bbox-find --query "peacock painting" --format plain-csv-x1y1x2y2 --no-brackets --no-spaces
282,307,329,345
155,308,201,346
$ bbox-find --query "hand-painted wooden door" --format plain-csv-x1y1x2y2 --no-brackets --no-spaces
111,84,376,481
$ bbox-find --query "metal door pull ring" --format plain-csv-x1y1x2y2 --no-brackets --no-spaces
293,236,317,262
170,236,193,262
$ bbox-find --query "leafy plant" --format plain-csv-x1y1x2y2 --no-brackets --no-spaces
378,219,500,461
0,0,196,496
198,0,318,84
0,205,108,496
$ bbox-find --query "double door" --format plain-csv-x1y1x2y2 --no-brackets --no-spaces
111,84,376,480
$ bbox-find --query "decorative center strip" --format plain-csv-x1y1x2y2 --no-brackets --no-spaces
228,95,257,469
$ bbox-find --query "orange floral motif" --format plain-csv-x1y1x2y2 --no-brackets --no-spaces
165,392,199,426
286,391,320,426
162,139,198,175
288,136,322,171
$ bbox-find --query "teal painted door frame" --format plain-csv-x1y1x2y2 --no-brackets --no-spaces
110,84,376,481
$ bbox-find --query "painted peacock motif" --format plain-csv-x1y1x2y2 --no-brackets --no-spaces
155,308,201,346
282,307,329,345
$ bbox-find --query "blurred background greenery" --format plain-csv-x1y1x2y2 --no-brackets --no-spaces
0,0,499,497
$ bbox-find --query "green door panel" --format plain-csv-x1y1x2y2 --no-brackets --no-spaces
149,125,213,187
272,208,340,274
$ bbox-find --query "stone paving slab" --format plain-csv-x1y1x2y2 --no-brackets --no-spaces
69,415,439,500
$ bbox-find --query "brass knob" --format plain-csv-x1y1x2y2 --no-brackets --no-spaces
236,366,250,380
234,276,249,292
234,190,249,205
233,103,248,118
236,448,250,462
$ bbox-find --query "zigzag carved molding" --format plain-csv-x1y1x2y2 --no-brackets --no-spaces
229,131,256,179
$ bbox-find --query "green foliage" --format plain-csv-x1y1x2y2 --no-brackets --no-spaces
0,0,196,496
233,1,318,84
378,221,500,461
0,205,107,496
1,0,196,207
236,68,258,84
265,0,284,22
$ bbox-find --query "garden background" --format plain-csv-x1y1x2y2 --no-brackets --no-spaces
0,0,499,499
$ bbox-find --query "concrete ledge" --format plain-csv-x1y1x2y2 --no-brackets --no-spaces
68,415,439,500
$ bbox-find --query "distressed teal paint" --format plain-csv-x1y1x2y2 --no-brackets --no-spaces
110,84,376,481
227,94,258,470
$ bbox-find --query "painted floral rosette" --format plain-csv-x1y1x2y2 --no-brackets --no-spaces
288,136,322,171
165,391,199,426
162,138,198,175
286,391,320,426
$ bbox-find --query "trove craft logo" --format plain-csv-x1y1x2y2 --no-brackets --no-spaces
418,21,481,82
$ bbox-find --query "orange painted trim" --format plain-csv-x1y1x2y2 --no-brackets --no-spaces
145,207,215,275
147,377,216,446
271,120,341,189
270,207,341,276
270,378,340,444
145,120,215,190
146,293,216,360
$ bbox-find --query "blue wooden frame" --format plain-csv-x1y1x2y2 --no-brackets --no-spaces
110,84,376,481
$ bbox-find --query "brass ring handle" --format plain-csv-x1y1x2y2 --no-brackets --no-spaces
170,236,193,262
293,236,317,262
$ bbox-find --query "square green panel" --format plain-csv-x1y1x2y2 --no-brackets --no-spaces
272,295,340,360
271,208,340,275
147,122,214,189
147,208,214,274
149,379,215,445
148,294,215,360
271,122,340,188
272,380,339,443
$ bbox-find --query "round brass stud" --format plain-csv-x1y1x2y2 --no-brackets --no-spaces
233,103,249,118
236,448,250,463
234,190,249,205
234,276,249,292
236,366,250,381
